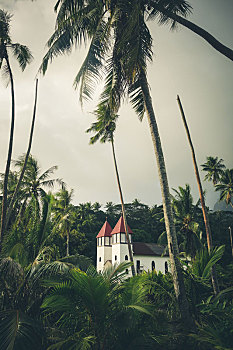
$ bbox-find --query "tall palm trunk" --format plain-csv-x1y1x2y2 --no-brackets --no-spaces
139,71,192,326
111,139,136,277
0,53,15,249
177,95,219,295
157,9,233,62
6,79,39,231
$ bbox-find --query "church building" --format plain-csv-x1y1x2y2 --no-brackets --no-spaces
96,216,169,275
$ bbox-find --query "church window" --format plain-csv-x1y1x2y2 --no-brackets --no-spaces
136,260,140,274
115,255,117,261
152,261,155,271
126,269,129,274
99,257,101,262
121,233,126,243
165,261,168,274
125,255,128,260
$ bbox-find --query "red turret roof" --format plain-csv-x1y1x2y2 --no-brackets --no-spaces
96,220,112,238
111,216,133,235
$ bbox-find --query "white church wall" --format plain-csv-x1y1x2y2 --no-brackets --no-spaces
133,255,169,274
96,245,112,272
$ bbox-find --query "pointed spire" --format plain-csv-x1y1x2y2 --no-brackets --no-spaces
96,219,112,238
111,215,133,235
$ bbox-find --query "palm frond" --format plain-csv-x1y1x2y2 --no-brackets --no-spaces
73,17,112,105
10,43,33,71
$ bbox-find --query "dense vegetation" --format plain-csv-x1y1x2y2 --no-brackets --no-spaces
0,1,233,349
0,154,232,349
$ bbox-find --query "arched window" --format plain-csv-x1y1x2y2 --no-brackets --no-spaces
115,255,117,261
151,261,155,271
125,255,128,261
165,261,168,274
99,257,101,262
126,269,129,274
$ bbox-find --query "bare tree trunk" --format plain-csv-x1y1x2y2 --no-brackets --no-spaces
177,95,219,295
229,226,233,258
111,139,136,277
0,54,15,250
6,79,39,230
156,8,233,62
67,228,70,256
139,71,192,327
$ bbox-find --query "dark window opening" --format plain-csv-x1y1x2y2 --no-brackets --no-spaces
152,261,155,271
126,269,129,274
125,255,128,261
115,255,117,261
136,260,140,274
165,261,168,274
99,257,101,262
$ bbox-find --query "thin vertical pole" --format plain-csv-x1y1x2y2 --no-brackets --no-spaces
177,95,219,295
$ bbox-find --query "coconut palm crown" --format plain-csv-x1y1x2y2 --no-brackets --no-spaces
201,156,226,186
215,169,233,208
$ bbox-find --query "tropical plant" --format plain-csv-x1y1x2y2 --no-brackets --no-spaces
215,169,233,208
5,79,39,231
40,0,191,326
52,188,75,257
0,9,33,248
192,290,233,350
172,184,202,260
87,105,135,276
201,156,226,186
42,262,156,350
0,247,92,350
147,0,233,62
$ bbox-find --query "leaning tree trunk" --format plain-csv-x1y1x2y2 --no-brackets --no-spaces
111,139,136,277
156,8,233,62
177,95,219,295
139,71,192,327
0,53,15,250
6,79,39,231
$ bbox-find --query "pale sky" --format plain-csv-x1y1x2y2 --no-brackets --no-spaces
0,0,233,209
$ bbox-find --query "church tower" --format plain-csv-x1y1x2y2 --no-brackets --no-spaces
111,216,133,270
96,219,112,272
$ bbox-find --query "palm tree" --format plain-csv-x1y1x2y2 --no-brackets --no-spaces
147,0,233,62
40,0,192,326
215,169,233,208
0,10,33,247
42,263,152,350
86,105,136,276
53,188,75,257
5,79,39,231
201,156,226,186
172,184,202,260
8,155,63,250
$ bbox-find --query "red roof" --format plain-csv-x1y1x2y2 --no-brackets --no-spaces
96,220,112,238
111,216,133,235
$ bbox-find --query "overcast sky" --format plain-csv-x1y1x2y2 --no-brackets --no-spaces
0,0,233,210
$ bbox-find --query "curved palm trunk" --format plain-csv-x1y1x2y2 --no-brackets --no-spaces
0,54,15,249
177,95,219,295
111,139,136,277
157,9,233,62
139,71,192,326
6,79,39,231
